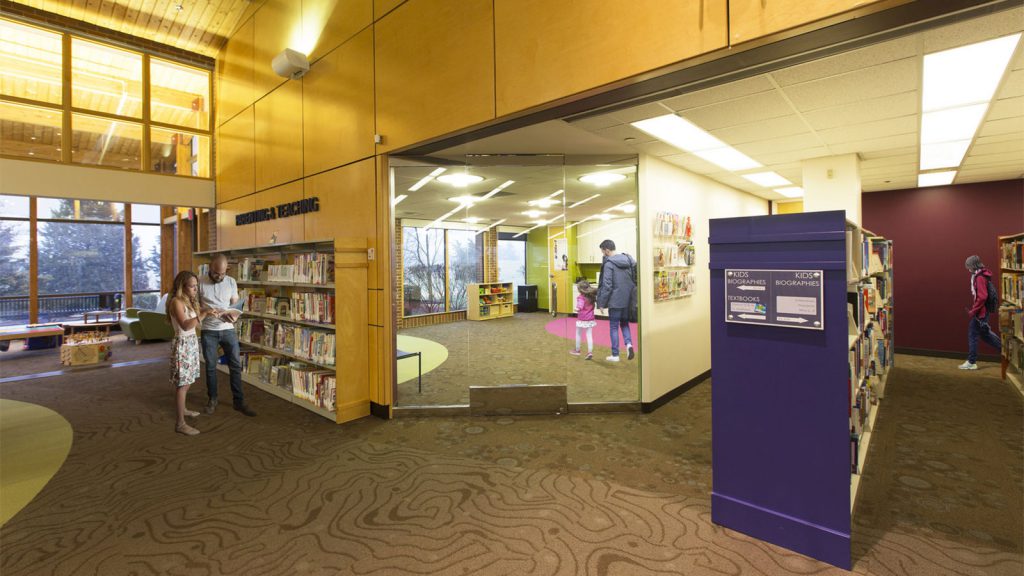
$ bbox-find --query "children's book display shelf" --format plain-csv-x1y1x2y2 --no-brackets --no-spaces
709,210,894,570
998,232,1024,395
195,240,339,422
467,282,514,320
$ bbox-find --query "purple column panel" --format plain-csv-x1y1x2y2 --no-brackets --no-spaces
710,211,852,570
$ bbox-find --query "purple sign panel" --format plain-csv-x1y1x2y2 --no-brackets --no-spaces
725,269,824,330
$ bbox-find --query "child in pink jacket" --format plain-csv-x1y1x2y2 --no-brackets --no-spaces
571,280,597,360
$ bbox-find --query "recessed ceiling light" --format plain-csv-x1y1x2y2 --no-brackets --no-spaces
579,172,626,186
742,172,791,188
920,104,989,144
918,171,957,187
598,213,613,221
774,187,804,198
618,204,637,213
920,140,972,170
437,173,484,187
922,33,1021,112
632,114,762,172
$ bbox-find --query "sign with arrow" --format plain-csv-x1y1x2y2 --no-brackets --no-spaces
725,269,824,330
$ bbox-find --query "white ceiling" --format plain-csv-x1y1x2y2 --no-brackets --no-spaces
568,6,1024,199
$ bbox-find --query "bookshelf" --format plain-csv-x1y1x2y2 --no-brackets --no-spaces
467,282,514,320
195,239,355,423
709,211,894,570
998,232,1024,395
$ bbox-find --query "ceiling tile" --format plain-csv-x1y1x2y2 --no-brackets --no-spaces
977,115,1024,138
596,124,656,143
770,36,918,87
828,133,918,155
678,91,794,130
660,153,724,175
956,171,1023,184
860,152,918,170
961,150,1024,168
817,115,918,146
969,138,1024,158
988,96,1024,121
921,7,1024,54
859,146,917,160
632,140,683,157
755,146,832,165
802,92,919,131
998,69,1024,99
659,75,776,111
569,114,623,132
735,133,824,157
710,115,810,145
862,176,918,192
781,58,919,113
609,102,676,124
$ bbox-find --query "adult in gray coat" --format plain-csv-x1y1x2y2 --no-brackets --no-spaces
596,239,637,362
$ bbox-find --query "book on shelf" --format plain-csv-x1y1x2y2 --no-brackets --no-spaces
239,258,266,281
290,292,335,324
1001,238,1023,269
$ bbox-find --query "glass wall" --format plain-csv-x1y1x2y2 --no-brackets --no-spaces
0,17,212,178
0,195,31,327
131,204,162,310
400,226,484,316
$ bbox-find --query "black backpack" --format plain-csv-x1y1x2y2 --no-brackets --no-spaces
985,278,998,313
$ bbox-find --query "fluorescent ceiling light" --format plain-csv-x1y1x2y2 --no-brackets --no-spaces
522,209,546,218
920,104,989,144
475,218,507,235
547,189,564,198
568,194,600,208
920,140,971,170
528,198,562,208
632,114,762,172
579,172,627,186
392,194,408,206
598,213,613,221
408,167,446,191
618,204,637,213
922,33,1021,111
918,171,956,187
424,206,463,231
742,172,792,188
480,180,514,201
462,217,486,224
448,195,479,206
691,146,762,172
603,200,632,213
436,173,484,187
774,187,804,198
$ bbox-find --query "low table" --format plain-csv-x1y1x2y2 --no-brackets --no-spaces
63,320,119,337
396,349,422,393
82,310,123,324
0,324,64,352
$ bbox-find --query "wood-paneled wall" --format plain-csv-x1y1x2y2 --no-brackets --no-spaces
214,0,907,415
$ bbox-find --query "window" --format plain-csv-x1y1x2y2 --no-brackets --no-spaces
0,195,30,327
0,19,62,105
150,58,210,130
403,227,444,316
498,235,527,303
71,113,142,169
447,230,483,311
131,204,161,309
71,39,143,118
150,128,210,177
0,101,62,161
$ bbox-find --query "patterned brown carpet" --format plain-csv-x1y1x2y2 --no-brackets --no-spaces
397,313,640,406
0,354,1020,575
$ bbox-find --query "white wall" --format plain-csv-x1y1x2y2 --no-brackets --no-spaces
1,158,215,208
639,155,768,403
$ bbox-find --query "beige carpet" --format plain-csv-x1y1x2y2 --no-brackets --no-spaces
0,354,1019,575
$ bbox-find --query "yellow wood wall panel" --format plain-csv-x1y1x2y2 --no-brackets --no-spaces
368,289,381,326
253,0,302,100
303,29,375,177
730,0,886,45
303,0,373,62
216,195,256,249
253,181,306,245
254,80,304,190
216,106,255,203
373,0,405,21
334,244,370,423
494,0,728,116
217,17,254,124
374,0,495,152
304,158,377,244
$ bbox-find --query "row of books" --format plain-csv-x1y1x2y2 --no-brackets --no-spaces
239,290,335,324
239,352,336,411
999,305,1024,343
1002,273,1023,306
236,253,334,284
1001,238,1023,270
654,269,696,302
237,318,336,365
654,211,692,240
653,242,695,268
238,258,266,281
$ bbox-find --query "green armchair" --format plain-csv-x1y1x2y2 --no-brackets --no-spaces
119,307,174,343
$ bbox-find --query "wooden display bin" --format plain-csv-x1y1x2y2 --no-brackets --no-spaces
60,332,113,366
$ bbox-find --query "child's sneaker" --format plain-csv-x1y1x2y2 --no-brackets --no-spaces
570,349,581,356
627,345,635,360
585,353,593,360
606,355,620,362
957,361,978,370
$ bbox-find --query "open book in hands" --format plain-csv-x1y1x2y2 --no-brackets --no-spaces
217,299,244,321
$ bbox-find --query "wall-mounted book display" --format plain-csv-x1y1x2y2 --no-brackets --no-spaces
709,211,895,570
653,211,695,301
999,232,1024,394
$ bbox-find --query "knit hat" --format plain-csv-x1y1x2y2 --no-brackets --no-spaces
964,255,983,271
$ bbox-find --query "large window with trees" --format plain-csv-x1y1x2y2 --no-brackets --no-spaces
403,226,483,316
131,204,161,310
0,195,30,327
498,234,527,304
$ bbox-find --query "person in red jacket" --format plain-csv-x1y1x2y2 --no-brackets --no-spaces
959,255,1002,370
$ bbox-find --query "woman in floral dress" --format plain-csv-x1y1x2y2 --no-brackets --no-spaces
168,271,211,436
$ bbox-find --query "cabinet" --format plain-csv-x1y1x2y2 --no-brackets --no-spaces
998,232,1024,393
729,0,884,45
709,211,895,570
467,282,514,320
195,240,343,423
576,218,637,264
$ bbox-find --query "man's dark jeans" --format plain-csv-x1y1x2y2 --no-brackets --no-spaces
201,329,245,406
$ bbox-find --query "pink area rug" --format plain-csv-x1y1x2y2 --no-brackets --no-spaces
544,317,640,351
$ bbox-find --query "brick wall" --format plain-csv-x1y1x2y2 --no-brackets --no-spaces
483,229,498,282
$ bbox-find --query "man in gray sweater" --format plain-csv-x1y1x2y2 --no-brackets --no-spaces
596,239,637,362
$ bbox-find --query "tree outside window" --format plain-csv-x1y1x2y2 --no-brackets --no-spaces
402,226,483,316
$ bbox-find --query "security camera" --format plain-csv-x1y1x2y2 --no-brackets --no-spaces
272,48,309,80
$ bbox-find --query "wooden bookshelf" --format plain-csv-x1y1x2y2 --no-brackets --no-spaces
467,282,514,321
194,240,342,423
998,233,1024,396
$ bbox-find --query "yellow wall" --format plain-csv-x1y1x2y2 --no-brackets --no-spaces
776,201,804,214
213,0,903,412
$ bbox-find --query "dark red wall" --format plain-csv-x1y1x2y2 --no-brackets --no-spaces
862,179,1024,355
